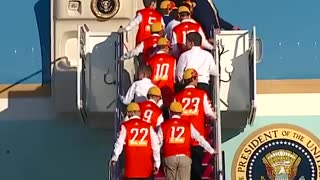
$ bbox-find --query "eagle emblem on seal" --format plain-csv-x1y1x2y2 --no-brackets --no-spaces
91,0,120,20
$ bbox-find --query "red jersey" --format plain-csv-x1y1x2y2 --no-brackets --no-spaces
175,86,210,145
139,100,163,129
141,34,161,63
160,116,192,157
171,19,204,57
122,118,154,178
147,51,176,107
136,8,163,45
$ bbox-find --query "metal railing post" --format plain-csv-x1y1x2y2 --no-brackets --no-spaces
109,27,125,180
211,27,224,180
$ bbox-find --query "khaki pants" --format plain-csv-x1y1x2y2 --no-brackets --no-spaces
164,155,192,180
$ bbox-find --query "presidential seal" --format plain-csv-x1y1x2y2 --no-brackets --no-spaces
91,0,120,20
232,124,320,180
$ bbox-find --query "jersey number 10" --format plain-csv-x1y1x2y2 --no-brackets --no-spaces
155,63,170,81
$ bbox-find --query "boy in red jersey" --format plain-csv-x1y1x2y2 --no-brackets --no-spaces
118,0,164,46
157,101,216,180
174,68,216,180
121,22,165,64
139,86,164,130
171,6,214,58
159,0,176,26
147,37,176,109
110,102,160,179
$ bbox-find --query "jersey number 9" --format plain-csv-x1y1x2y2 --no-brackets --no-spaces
143,109,153,123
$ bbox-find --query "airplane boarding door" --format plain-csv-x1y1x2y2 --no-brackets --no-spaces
77,24,118,123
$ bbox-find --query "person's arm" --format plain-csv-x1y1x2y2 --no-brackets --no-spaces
121,42,144,61
122,82,137,104
170,31,180,58
157,126,164,148
156,114,164,128
124,13,143,31
111,125,127,161
203,93,216,119
190,124,216,154
150,127,161,169
208,53,218,76
175,53,187,83
165,22,172,40
128,42,144,58
198,27,214,50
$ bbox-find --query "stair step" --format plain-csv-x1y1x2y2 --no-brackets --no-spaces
155,167,165,178
202,165,214,179
202,152,212,165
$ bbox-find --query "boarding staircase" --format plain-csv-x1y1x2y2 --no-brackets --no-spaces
75,25,261,180
106,26,225,179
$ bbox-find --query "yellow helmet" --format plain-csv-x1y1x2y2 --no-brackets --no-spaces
151,22,163,32
157,37,169,46
169,102,183,113
183,68,198,80
127,102,140,112
178,6,190,13
160,0,171,9
147,86,162,97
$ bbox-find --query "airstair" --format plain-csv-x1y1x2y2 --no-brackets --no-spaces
106,27,261,180
107,29,220,179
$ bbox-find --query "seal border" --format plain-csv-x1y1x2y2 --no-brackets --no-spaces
231,123,320,180
90,0,120,20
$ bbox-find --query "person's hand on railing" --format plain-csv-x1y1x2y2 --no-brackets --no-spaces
153,167,159,175
208,38,215,46
109,159,116,167
118,27,127,33
119,53,130,61
214,28,221,34
210,148,218,155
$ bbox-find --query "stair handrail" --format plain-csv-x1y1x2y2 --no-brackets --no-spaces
222,151,226,180
211,28,223,180
247,26,257,126
109,27,125,180
115,27,125,136
77,25,88,123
